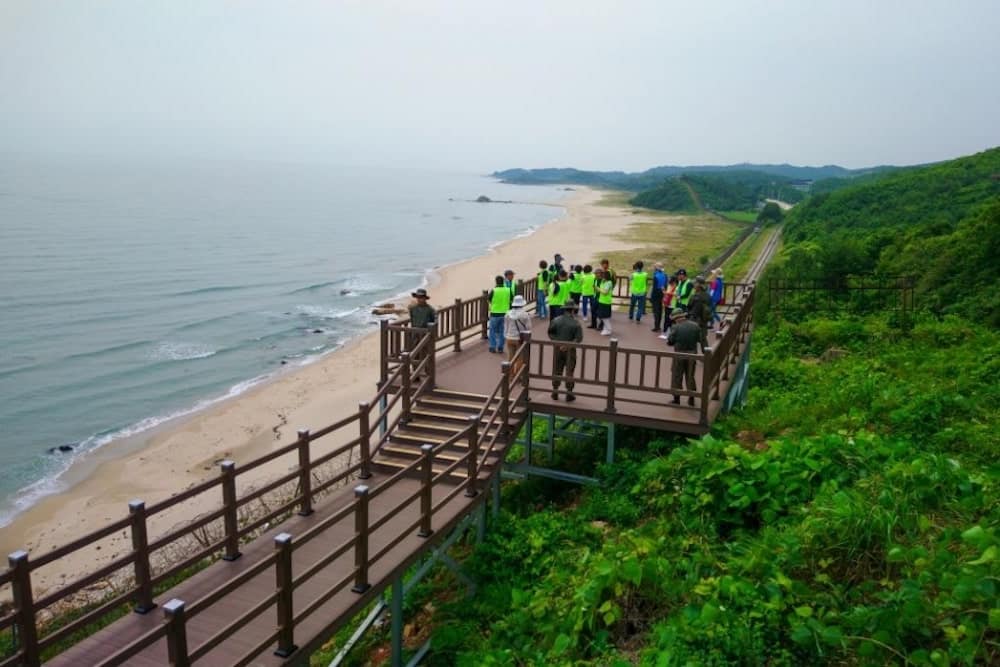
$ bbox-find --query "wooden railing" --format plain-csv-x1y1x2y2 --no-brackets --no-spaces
1,328,442,667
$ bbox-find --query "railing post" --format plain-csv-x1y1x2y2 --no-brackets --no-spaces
465,416,479,497
352,485,371,593
605,338,619,414
700,348,712,425
220,460,241,561
419,444,434,538
296,429,313,517
128,500,155,614
274,533,297,657
400,351,412,423
500,362,511,433
358,401,372,479
163,599,190,667
454,297,463,352
379,319,389,386
8,551,39,667
521,332,532,392
480,291,489,340
428,326,437,386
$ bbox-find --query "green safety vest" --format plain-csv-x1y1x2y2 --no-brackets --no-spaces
490,286,513,314
597,279,614,305
580,272,596,296
569,272,583,294
537,269,550,292
676,279,692,306
630,271,648,295
548,281,567,306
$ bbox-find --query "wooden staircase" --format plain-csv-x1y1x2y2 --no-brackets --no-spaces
371,388,526,481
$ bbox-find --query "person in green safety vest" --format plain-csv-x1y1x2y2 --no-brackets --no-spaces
596,269,615,335
547,269,568,320
628,260,649,324
674,268,693,311
488,275,513,353
568,265,584,314
580,264,596,320
536,260,551,319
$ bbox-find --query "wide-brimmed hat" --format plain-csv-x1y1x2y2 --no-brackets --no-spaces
562,300,578,311
511,295,526,308
695,275,707,286
412,288,430,299
670,308,687,320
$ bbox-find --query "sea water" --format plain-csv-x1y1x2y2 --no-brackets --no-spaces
0,156,567,525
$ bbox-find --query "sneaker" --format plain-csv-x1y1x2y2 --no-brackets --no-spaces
658,334,669,340
600,329,611,336
566,393,576,402
551,391,559,400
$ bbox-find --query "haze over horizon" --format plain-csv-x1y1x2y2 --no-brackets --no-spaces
2,1,998,172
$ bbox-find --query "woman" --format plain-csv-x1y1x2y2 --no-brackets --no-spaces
709,268,725,331
596,269,615,336
659,276,678,340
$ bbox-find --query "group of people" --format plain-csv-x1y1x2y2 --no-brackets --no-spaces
406,253,728,406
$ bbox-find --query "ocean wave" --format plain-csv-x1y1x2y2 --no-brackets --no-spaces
0,372,272,528
150,342,217,361
295,305,362,320
169,284,252,298
64,339,154,361
288,281,338,295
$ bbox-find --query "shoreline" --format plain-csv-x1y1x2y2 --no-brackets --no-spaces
0,186,668,595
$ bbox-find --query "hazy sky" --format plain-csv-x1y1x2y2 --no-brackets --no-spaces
2,1,998,171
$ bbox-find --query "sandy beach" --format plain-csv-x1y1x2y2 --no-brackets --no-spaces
0,186,670,596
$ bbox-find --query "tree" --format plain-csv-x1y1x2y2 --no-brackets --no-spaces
757,201,784,224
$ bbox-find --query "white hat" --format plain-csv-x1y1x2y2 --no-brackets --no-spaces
511,295,526,308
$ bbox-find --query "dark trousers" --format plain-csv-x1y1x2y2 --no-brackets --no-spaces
552,348,577,392
651,288,664,330
549,305,563,320
671,357,697,400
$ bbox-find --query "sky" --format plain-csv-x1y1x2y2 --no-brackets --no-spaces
1,0,998,172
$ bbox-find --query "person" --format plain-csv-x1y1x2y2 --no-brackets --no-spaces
488,275,513,353
547,301,582,401
596,269,615,335
552,253,565,275
408,288,436,376
658,276,679,340
504,294,532,377
687,276,712,346
568,265,584,312
548,270,568,320
650,262,667,332
580,264,596,319
709,268,725,331
667,308,700,406
674,268,693,311
599,258,616,285
628,260,648,323
535,260,552,319
503,268,516,289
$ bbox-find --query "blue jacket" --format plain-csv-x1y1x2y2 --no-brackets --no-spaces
652,269,667,291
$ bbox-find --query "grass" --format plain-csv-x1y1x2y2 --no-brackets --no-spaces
717,210,758,223
594,192,746,273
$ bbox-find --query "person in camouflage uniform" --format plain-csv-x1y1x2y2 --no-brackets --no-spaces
547,301,583,401
686,275,713,347
667,307,701,406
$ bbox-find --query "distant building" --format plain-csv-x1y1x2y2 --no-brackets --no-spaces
789,179,813,191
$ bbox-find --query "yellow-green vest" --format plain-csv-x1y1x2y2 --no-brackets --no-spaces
630,271,648,295
581,272,596,296
676,279,692,306
548,280,567,307
597,279,614,305
490,286,513,314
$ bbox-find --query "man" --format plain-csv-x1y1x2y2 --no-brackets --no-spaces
488,275,513,353
408,288,436,377
552,253,565,275
547,301,583,401
650,262,667,332
504,294,532,377
674,268,693,311
535,260,551,319
686,275,713,347
628,260,648,323
596,269,615,335
667,308,700,406
503,268,516,289
599,258,616,285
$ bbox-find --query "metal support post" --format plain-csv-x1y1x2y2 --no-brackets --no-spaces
391,575,403,667
128,500,155,613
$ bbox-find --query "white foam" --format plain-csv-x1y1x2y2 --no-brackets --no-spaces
151,341,217,361
296,304,361,320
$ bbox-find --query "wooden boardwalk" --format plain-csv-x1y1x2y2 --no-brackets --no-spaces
2,265,763,665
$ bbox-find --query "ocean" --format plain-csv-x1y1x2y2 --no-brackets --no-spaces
0,157,567,526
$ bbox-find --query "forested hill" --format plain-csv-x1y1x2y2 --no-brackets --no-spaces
493,163,884,189
777,146,1000,324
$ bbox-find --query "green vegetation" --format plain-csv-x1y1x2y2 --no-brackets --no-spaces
757,201,784,224
724,226,780,283
629,179,696,211
718,210,758,223
631,171,807,215
778,146,1000,325
324,310,998,666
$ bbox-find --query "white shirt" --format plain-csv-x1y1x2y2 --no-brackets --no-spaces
503,308,533,340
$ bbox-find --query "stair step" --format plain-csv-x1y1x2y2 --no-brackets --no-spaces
403,420,468,435
416,397,487,413
380,445,467,463
430,388,492,402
